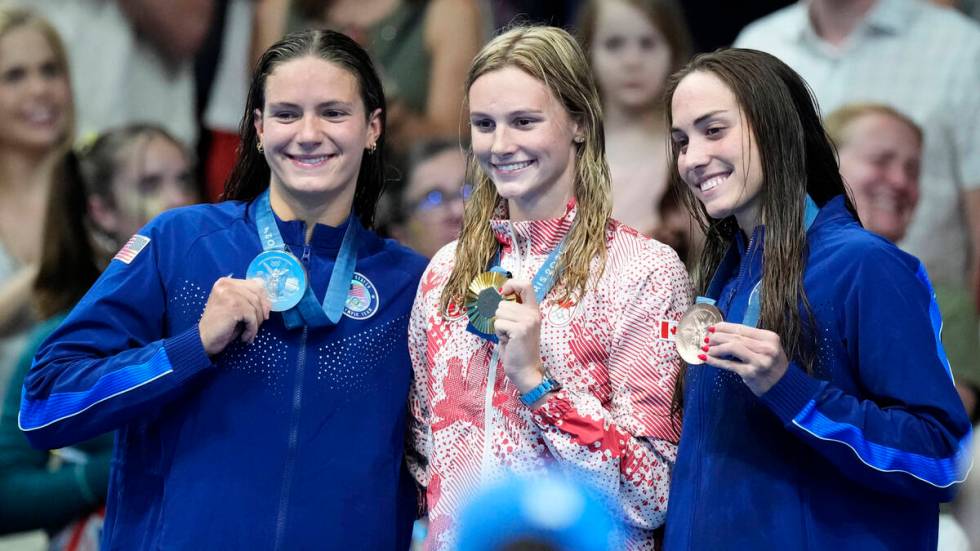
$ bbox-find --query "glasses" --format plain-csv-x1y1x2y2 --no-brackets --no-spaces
411,183,473,212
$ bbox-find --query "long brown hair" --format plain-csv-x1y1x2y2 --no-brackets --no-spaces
439,26,612,313
664,49,856,405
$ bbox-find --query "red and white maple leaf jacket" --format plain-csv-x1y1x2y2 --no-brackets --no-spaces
408,201,692,550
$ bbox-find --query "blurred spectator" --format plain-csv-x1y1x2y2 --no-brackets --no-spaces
22,0,213,146
255,0,484,154
487,0,582,28
455,474,623,551
735,0,980,312
0,6,73,405
825,102,980,420
576,0,691,239
0,123,195,548
385,140,468,258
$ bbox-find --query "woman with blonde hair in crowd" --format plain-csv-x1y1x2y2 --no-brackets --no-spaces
0,6,73,397
0,123,195,547
576,0,691,243
408,25,690,549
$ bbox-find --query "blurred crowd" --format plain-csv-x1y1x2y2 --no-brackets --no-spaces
0,0,977,549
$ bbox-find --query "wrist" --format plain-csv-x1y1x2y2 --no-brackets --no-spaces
510,363,544,394
519,373,561,408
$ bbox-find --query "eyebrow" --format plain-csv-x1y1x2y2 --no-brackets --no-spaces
267,100,354,110
671,109,729,133
469,109,545,118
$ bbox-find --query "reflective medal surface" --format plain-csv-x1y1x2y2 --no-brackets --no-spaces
676,302,723,365
465,271,516,335
246,250,308,312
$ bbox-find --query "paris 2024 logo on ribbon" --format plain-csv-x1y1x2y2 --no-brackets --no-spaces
344,272,379,320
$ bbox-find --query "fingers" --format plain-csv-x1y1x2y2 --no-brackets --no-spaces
200,276,272,355
499,279,537,308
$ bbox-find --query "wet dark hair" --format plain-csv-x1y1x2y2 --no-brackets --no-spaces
663,48,857,413
222,29,388,228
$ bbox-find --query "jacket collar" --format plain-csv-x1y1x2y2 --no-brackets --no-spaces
488,198,577,256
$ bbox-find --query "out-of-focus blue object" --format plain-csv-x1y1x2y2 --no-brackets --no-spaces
455,474,622,551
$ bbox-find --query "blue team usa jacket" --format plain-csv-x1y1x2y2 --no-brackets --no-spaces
18,199,428,550
664,196,973,550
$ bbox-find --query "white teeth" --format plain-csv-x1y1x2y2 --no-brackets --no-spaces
495,160,534,171
700,175,726,191
293,156,327,165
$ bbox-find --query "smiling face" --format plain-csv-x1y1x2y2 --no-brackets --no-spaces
590,0,672,112
111,135,196,238
468,66,581,221
254,56,381,212
670,70,764,231
0,25,71,154
400,147,468,257
836,112,921,242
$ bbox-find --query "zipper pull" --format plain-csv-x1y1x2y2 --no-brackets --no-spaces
301,243,312,265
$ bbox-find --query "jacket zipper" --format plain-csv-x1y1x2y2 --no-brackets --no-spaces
688,230,756,546
273,241,311,549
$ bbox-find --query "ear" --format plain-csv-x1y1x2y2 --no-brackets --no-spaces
253,108,264,144
366,108,382,148
88,194,118,234
571,119,585,145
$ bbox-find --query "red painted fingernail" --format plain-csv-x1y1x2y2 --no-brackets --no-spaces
701,345,709,352
708,326,716,333
704,337,710,343
698,354,707,361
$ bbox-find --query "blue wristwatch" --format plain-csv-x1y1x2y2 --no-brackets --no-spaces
520,375,561,407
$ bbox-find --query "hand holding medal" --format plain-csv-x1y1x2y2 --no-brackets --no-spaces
198,276,272,356
493,279,547,394
701,322,790,396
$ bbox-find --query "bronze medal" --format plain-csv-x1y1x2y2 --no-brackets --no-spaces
464,271,516,335
675,302,723,365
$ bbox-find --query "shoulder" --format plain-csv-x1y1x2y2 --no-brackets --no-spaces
603,220,690,292
377,236,431,277
144,201,247,238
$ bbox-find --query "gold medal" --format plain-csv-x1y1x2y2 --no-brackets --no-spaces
465,271,516,335
675,302,723,365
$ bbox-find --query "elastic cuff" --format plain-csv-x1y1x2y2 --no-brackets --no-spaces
530,388,572,428
759,362,824,424
162,327,214,383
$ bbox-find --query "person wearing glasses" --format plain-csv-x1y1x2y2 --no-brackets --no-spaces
388,140,470,258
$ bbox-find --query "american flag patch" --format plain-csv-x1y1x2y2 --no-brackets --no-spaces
656,319,678,341
113,235,151,264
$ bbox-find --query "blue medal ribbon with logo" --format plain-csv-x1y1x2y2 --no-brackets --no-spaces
697,195,820,326
466,236,567,342
251,189,360,330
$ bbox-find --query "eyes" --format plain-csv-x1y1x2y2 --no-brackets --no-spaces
470,116,540,133
1,60,63,84
269,108,351,122
671,125,728,154
601,34,659,53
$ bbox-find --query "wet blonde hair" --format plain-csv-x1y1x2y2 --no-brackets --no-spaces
0,5,75,151
440,25,612,313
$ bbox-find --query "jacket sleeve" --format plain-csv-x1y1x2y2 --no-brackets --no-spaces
19,224,214,450
406,264,440,490
760,247,972,502
526,246,691,531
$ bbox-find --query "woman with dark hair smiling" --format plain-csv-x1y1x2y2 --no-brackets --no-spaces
18,30,426,549
662,48,972,550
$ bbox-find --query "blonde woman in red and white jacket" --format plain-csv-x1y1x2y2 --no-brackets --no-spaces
407,26,692,550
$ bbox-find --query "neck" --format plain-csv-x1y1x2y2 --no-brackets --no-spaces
507,187,573,222
809,0,877,46
734,205,762,237
0,148,57,194
603,101,662,131
268,182,355,241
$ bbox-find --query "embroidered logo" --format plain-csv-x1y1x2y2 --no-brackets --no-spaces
547,298,578,326
656,319,679,341
343,272,379,320
113,235,151,264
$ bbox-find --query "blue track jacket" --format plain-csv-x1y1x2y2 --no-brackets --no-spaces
18,199,427,550
664,196,972,550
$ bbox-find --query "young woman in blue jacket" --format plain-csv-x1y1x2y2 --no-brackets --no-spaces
18,30,426,549
662,48,972,550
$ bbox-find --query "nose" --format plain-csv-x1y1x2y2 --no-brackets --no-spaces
297,114,322,149
490,127,515,158
678,138,710,179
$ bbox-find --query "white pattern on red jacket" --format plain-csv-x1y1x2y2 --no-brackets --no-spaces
407,201,692,550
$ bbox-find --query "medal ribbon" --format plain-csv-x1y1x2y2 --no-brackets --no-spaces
466,236,568,342
699,195,820,328
254,189,361,329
